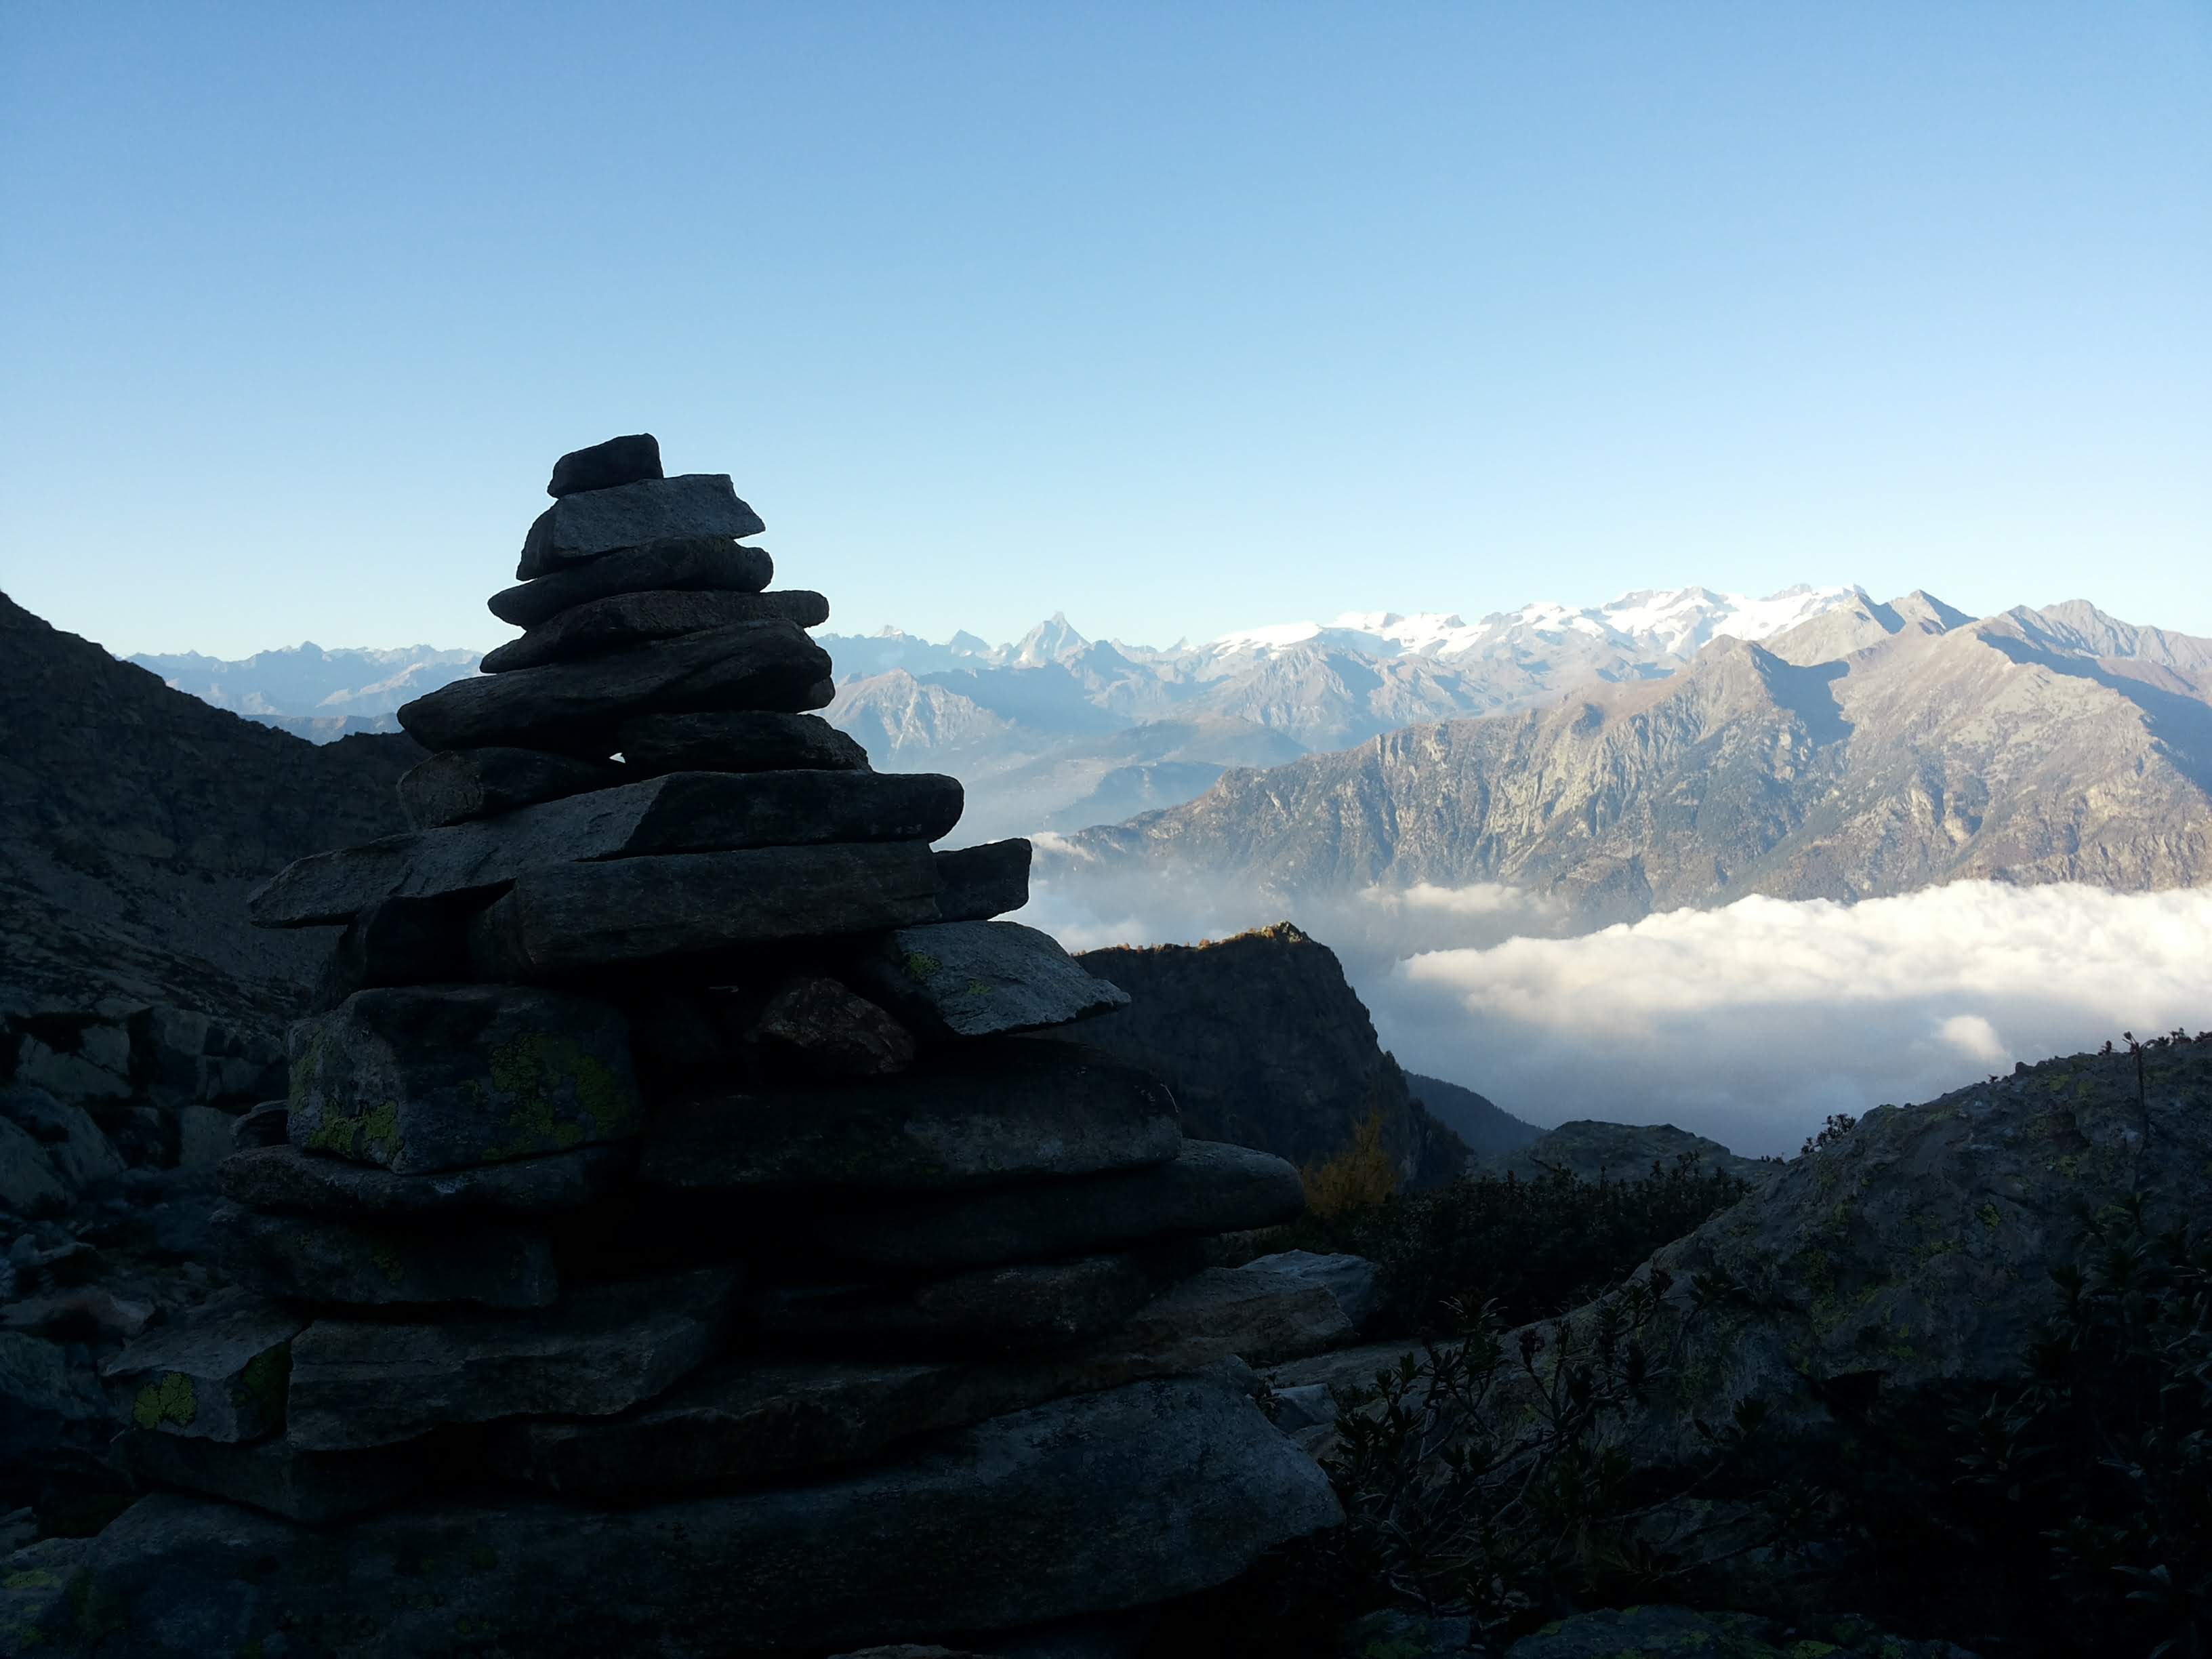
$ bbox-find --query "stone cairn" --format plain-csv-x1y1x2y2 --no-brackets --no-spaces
90,435,1344,1656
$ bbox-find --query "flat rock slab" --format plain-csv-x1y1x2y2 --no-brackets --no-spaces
396,620,830,756
488,537,774,628
287,985,640,1174
484,588,830,674
756,1254,1161,1354
856,921,1129,1040
1126,1267,1354,1368
285,1266,739,1450
1237,1250,1382,1330
547,432,661,498
641,1040,1181,1195
217,1202,560,1309
220,1141,632,1218
100,1296,305,1443
518,473,764,579
253,768,958,927
487,1267,1334,1500
7,1376,1340,1656
808,1140,1303,1271
470,840,943,978
619,709,869,775
935,839,1031,922
117,1427,430,1524
398,747,623,828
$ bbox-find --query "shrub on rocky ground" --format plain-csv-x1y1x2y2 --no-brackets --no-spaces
1272,1153,1753,1335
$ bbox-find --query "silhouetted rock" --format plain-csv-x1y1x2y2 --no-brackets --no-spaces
467,840,943,977
1070,924,1469,1189
220,1141,631,1218
308,894,472,1009
805,1141,1303,1271
398,747,623,827
253,769,960,926
483,588,830,673
2,1377,1338,1657
618,708,869,775
757,1254,1163,1353
857,921,1128,1040
517,474,764,579
641,1041,1179,1196
933,838,1031,922
546,432,663,498
483,1275,1334,1501
0,590,419,1026
1478,1118,1770,1185
285,1267,738,1450
397,620,830,754
218,1203,560,1309
487,537,774,628
115,1428,431,1523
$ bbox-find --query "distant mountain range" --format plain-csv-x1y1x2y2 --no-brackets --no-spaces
1049,594,2212,928
821,586,1871,840
126,642,479,737
119,590,2212,922
124,586,1876,840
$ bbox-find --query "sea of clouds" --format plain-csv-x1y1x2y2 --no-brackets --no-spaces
1022,857,2212,1159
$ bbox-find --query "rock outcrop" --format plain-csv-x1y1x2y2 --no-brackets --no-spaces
1067,924,1469,1189
1615,1038,2212,1467
1273,1037,2212,1477
0,612,428,1507
1475,1118,1772,1185
0,434,1340,1655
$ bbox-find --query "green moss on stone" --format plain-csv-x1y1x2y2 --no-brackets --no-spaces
287,1025,327,1106
66,1570,126,1641
903,951,941,982
234,1343,291,1423
483,1033,634,1160
133,1371,197,1431
361,1100,403,1163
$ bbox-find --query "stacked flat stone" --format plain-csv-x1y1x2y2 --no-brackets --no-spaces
94,435,1341,1655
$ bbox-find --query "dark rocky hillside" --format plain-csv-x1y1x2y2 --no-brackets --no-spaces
0,590,420,1026
1404,1071,1538,1158
1059,602,2212,926
1067,924,1469,1189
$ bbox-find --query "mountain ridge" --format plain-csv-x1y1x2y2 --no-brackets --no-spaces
1046,597,2212,928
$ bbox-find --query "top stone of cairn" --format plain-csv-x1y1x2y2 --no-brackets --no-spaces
548,432,663,498
516,474,766,580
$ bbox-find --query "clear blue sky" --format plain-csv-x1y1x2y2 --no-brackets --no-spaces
3,3,2205,658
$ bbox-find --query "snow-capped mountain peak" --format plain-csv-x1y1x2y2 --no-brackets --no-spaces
1205,586,1864,663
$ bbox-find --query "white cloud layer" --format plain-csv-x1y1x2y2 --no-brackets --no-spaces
1023,869,2212,1160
